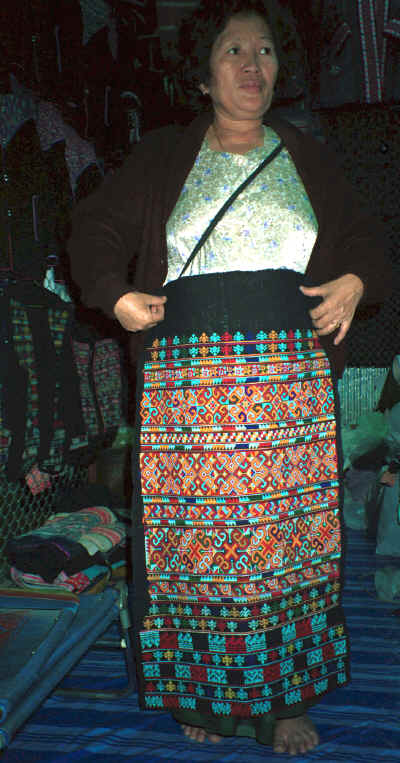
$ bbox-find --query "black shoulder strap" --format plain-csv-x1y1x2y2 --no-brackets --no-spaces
178,140,284,278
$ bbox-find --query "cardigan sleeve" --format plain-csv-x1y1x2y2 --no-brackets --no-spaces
300,130,391,307
67,157,144,315
265,115,392,377
67,126,174,317
266,115,391,307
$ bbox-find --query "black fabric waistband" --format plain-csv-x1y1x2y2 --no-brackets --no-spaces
152,270,320,339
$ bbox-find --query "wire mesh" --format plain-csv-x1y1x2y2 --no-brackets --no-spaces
338,366,388,427
0,465,88,581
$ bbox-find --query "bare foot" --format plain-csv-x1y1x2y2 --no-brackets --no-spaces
273,714,319,756
181,724,222,743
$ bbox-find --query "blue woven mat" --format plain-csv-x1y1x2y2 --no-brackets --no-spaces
2,528,400,762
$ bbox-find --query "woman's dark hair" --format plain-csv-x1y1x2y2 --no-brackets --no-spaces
177,0,303,111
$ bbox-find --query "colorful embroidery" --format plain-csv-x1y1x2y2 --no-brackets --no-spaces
137,328,349,717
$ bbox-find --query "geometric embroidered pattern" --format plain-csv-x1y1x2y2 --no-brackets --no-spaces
138,327,349,717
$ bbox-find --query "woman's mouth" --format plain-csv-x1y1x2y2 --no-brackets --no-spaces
240,80,262,92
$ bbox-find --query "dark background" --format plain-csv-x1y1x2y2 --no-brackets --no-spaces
1,0,399,367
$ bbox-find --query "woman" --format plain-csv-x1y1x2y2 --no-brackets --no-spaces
68,0,389,755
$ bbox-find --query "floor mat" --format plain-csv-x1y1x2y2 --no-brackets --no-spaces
2,528,400,762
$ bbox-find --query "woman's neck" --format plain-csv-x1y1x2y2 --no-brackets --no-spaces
208,117,264,155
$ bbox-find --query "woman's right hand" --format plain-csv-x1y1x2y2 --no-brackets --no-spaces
113,291,167,332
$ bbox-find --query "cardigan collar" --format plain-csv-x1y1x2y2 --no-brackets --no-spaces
162,108,301,225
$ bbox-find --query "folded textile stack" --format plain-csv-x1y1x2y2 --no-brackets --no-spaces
5,506,127,593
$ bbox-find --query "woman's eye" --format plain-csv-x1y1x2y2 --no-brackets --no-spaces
260,46,272,55
227,46,240,55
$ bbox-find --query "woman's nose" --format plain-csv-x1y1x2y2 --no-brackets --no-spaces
243,51,260,71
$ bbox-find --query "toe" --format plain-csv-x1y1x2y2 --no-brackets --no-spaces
180,723,208,743
180,724,223,745
274,715,319,756
208,733,222,743
273,738,287,754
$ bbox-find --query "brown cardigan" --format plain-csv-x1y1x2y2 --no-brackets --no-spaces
68,110,390,377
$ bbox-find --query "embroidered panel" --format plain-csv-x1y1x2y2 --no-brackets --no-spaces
137,328,349,717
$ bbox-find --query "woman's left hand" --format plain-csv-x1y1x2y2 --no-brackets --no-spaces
299,273,364,346
380,469,397,487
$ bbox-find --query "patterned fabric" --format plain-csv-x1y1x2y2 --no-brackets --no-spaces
132,271,349,722
10,559,126,594
0,283,123,480
166,127,317,284
357,0,400,103
5,506,127,589
358,0,385,103
25,465,51,495
21,505,125,552
11,297,71,475
0,91,36,148
80,0,113,47
37,100,100,196
314,0,400,107
72,337,123,441
93,339,124,433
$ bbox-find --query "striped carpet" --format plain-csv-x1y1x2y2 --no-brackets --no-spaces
2,528,400,763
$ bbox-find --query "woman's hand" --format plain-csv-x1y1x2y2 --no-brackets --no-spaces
113,291,167,332
380,469,398,488
299,273,364,346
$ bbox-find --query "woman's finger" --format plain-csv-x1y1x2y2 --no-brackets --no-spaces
299,284,327,298
333,319,350,345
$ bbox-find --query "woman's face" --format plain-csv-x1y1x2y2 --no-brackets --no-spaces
203,13,279,124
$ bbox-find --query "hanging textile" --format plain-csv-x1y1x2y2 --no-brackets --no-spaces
312,0,400,107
